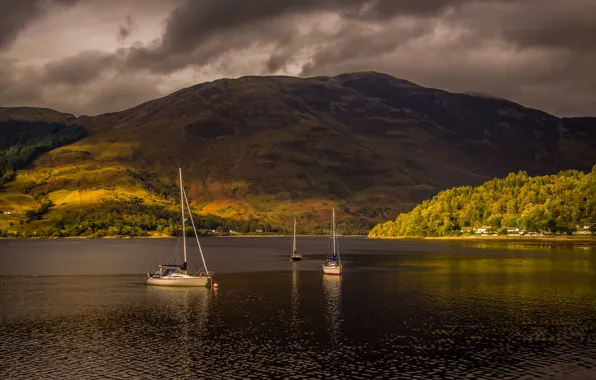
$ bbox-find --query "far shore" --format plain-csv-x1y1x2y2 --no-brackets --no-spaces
0,234,367,240
2,234,592,245
217,234,366,238
369,235,596,245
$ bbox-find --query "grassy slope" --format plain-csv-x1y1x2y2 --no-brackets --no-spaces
0,143,163,232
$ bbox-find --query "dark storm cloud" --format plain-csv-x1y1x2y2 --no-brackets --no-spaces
448,0,596,50
1,0,595,116
0,0,79,50
85,73,164,113
0,55,164,115
496,2,596,51
118,15,137,41
298,0,596,74
43,51,118,85
341,0,472,20
126,0,477,72
159,0,469,53
0,58,43,105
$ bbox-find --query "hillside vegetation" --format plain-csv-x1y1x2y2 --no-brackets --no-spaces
0,120,86,187
0,72,595,237
369,166,596,237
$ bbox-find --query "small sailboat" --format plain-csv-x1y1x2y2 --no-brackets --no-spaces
290,216,302,261
147,168,213,287
322,208,342,275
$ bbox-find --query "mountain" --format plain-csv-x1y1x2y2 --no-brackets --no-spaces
1,72,595,236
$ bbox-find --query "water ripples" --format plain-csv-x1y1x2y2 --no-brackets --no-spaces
1,245,596,379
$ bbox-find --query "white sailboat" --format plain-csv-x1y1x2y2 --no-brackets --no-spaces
322,208,342,275
147,168,213,287
290,216,302,261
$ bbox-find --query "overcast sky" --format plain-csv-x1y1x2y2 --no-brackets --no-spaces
0,0,594,116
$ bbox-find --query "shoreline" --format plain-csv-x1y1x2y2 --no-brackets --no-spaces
369,235,596,245
3,235,592,245
0,234,367,240
216,234,366,238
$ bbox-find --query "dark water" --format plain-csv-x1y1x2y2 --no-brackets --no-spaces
1,237,596,379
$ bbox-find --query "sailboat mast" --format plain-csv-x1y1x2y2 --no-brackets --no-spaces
182,188,209,273
333,208,341,265
179,168,187,265
293,217,297,253
332,208,336,256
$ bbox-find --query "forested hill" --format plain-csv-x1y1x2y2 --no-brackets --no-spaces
369,166,596,238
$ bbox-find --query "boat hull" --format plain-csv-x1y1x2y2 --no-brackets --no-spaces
322,265,342,275
147,276,211,287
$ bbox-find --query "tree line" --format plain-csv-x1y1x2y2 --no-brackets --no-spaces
1,196,372,238
0,197,286,238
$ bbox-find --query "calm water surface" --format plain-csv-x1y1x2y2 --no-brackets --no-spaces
1,237,595,379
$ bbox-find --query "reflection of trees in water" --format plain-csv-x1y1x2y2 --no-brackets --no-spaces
322,275,342,344
397,255,596,345
467,243,596,253
406,253,595,278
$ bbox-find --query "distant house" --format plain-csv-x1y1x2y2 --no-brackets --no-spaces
460,227,475,233
574,224,594,235
475,226,492,234
3,211,12,215
505,227,520,233
574,229,592,235
256,229,263,233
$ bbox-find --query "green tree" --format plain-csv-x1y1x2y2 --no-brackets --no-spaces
25,210,36,221
547,219,557,233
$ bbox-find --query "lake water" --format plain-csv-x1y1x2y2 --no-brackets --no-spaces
1,237,595,379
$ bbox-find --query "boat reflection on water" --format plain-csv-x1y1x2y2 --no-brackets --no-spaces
146,286,212,325
288,262,303,332
291,262,300,314
145,286,212,376
322,274,343,344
